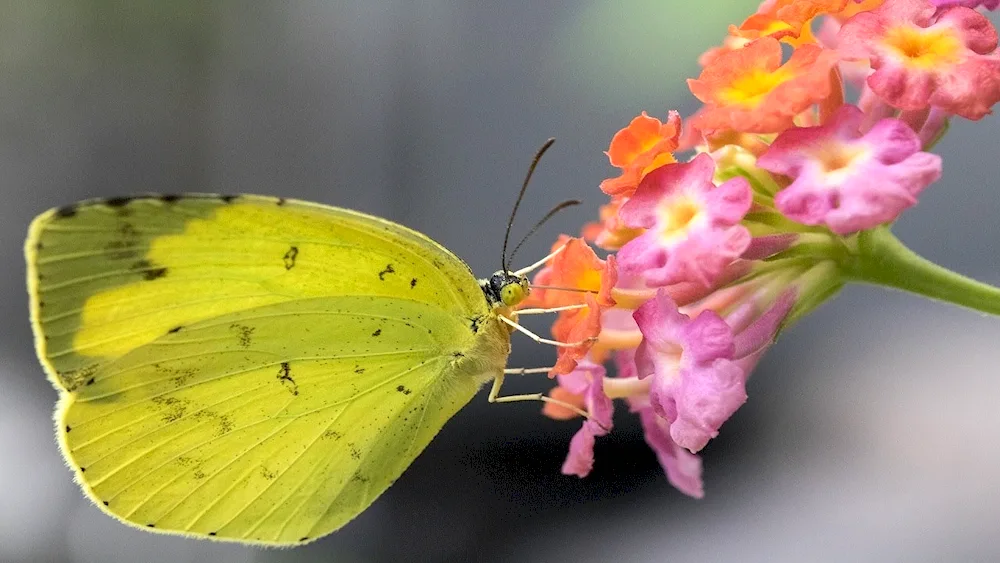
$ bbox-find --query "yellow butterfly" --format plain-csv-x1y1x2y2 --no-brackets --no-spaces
25,142,579,545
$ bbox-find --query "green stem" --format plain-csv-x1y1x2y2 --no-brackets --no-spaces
841,227,1000,316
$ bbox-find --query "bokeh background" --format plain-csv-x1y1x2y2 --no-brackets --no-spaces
3,2,1000,562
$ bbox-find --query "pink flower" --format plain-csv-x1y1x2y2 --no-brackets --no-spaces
633,400,706,499
618,351,705,498
559,360,614,478
616,153,753,288
931,0,999,9
837,0,1000,119
632,289,795,452
757,104,942,234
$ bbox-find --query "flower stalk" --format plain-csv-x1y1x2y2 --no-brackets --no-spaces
842,227,1000,315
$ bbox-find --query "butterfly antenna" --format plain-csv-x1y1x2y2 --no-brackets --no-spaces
502,138,556,273
507,199,581,267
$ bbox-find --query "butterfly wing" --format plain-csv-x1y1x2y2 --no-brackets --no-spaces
27,195,489,388
26,195,505,544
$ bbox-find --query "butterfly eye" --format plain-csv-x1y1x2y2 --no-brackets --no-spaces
500,282,525,307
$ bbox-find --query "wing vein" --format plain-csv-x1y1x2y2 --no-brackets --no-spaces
81,348,432,405
148,393,302,524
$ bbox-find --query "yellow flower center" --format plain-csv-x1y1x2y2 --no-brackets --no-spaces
640,152,677,179
658,195,703,244
637,135,663,154
722,68,792,107
884,24,963,69
813,142,869,184
575,269,603,292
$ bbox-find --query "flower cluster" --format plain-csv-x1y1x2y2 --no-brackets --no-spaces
523,0,1000,497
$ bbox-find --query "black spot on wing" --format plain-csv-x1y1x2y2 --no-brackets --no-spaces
55,205,77,218
119,222,138,236
152,396,188,423
371,328,381,337
59,364,99,392
208,532,217,536
299,537,309,542
103,223,141,260
276,198,287,206
219,195,238,203
230,324,254,348
176,456,196,467
410,278,418,288
395,385,412,395
160,194,181,203
168,325,183,334
144,267,168,281
216,414,234,436
102,500,109,506
65,425,71,433
283,246,298,270
104,196,133,208
147,524,155,528
277,362,298,396
129,259,168,280
377,264,395,281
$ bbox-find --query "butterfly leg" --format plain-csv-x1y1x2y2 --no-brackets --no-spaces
497,315,597,347
503,367,550,375
514,304,588,316
486,372,592,420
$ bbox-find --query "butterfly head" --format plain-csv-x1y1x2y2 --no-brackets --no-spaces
482,270,531,309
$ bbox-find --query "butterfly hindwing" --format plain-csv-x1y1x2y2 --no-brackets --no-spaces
60,296,482,544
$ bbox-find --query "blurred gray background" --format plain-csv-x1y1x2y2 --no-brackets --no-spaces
3,2,1000,562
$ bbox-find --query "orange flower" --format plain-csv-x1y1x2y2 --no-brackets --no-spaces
518,238,618,376
599,111,682,198
688,38,840,134
699,31,753,68
581,197,644,251
524,236,617,309
542,386,586,420
834,0,885,21
550,294,602,376
736,0,849,46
